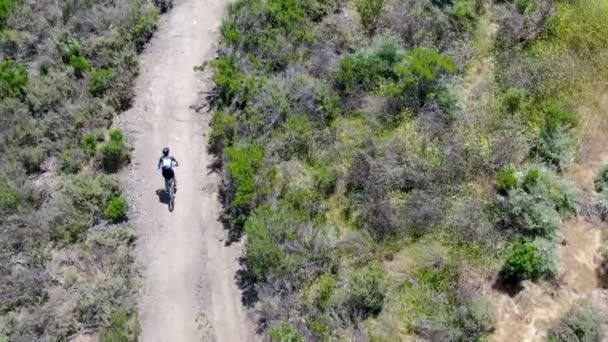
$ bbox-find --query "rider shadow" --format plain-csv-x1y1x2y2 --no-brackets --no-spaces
155,189,174,211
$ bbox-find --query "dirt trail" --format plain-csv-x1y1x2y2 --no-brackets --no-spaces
117,0,258,341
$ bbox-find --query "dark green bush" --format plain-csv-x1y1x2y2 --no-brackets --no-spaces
502,241,542,281
89,68,114,96
209,110,237,151
496,166,519,193
355,0,385,31
451,0,477,27
220,19,240,45
0,178,19,211
101,129,129,172
502,87,525,113
533,107,578,169
388,48,457,104
81,132,98,157
0,0,16,28
334,35,403,94
131,7,159,51
0,59,28,97
348,264,387,316
99,310,141,342
56,35,81,62
547,303,602,342
104,196,128,223
244,205,288,281
515,0,533,14
269,322,304,342
225,144,264,209
211,56,257,107
69,56,91,78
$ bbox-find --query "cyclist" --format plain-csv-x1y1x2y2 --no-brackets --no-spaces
158,147,178,192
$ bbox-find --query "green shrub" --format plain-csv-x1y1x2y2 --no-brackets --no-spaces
56,35,81,62
0,0,16,28
220,19,240,44
311,163,338,197
334,34,403,94
225,144,264,208
521,166,579,217
315,274,336,309
69,55,91,78
211,56,257,107
101,129,129,172
89,68,114,96
547,303,602,342
451,0,476,27
533,107,578,169
0,59,28,97
278,115,313,160
515,0,533,14
348,264,387,316
502,241,542,281
496,166,519,193
502,87,525,113
497,188,561,238
386,48,457,104
0,178,19,211
209,111,237,151
99,310,141,342
81,132,98,156
131,7,159,51
269,322,304,342
58,149,84,174
52,173,121,243
244,206,287,281
105,196,128,223
532,237,558,277
355,0,385,31
19,147,45,174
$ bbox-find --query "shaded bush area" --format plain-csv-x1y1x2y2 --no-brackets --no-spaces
0,0,165,339
210,0,605,339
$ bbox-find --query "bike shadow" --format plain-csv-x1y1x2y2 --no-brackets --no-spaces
155,189,172,205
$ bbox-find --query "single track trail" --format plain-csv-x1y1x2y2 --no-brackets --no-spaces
117,0,258,340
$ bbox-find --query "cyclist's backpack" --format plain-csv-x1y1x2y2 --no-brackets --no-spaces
161,157,173,169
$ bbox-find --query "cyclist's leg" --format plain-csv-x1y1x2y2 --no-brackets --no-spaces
162,169,171,188
169,169,176,192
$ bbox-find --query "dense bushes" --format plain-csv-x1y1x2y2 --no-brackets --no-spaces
0,0,162,339
209,0,602,339
494,166,577,280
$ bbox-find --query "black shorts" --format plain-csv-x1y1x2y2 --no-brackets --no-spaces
162,168,174,180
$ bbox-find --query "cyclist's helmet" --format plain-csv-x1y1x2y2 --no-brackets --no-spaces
162,147,169,156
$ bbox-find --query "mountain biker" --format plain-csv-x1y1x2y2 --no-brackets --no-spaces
158,147,178,192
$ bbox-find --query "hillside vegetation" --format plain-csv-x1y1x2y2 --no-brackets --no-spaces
210,0,608,340
0,0,169,340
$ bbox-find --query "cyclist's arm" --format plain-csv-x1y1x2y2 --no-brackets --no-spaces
158,157,162,169
172,156,179,167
